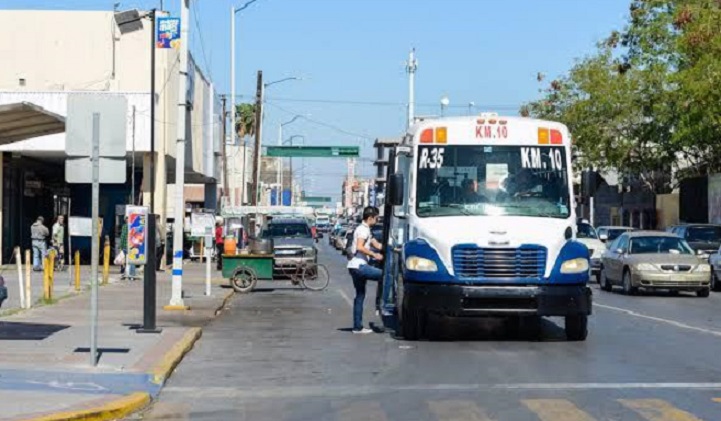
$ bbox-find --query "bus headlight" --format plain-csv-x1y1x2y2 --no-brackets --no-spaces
405,256,438,272
560,258,589,274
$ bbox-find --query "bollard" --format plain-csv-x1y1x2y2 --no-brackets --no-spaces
25,250,31,308
48,249,56,296
15,247,25,309
102,236,110,285
199,238,204,264
74,250,81,292
43,256,50,301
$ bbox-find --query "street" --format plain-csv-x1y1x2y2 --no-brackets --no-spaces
138,243,721,421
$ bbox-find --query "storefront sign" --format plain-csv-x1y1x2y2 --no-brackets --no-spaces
190,212,215,238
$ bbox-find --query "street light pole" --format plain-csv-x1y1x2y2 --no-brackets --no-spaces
231,0,260,206
277,115,302,206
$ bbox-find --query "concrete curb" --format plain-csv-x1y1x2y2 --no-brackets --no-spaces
215,289,235,316
18,392,150,421
150,327,203,385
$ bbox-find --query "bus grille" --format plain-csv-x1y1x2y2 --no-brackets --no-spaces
452,245,547,281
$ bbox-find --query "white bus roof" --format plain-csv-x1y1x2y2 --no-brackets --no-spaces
405,115,570,147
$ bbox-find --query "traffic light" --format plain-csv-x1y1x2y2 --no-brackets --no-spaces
582,170,603,197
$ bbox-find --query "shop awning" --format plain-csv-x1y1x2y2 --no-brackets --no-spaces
0,102,65,145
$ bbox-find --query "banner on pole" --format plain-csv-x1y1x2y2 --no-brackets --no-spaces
126,206,148,265
156,17,181,49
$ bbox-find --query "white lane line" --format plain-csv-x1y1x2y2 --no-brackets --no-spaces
338,289,353,307
593,302,721,338
163,383,721,399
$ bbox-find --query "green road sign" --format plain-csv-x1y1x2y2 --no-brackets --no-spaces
265,146,359,158
302,196,332,203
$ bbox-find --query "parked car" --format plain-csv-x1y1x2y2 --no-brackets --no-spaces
261,218,317,276
576,222,605,281
596,226,636,243
599,231,711,297
667,224,721,259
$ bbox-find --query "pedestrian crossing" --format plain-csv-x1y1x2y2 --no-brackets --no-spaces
143,396,721,420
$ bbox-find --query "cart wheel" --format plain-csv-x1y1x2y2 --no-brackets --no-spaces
231,267,257,293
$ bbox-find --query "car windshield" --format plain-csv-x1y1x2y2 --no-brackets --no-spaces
630,236,694,255
577,223,598,239
686,226,721,243
415,145,570,218
607,228,631,241
262,223,311,238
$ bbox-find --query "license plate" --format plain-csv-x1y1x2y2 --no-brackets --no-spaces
276,250,298,255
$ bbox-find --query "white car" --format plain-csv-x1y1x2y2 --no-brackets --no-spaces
596,225,636,244
576,222,605,281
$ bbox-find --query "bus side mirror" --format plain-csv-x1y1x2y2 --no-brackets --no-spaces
388,173,404,206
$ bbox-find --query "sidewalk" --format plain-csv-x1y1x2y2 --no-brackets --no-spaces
0,262,234,421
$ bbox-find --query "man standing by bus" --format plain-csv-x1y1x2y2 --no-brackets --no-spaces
347,206,383,334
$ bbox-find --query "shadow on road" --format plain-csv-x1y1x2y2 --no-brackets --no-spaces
0,321,69,340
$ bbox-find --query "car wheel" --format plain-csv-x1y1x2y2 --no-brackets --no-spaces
600,267,612,292
712,270,721,292
697,288,710,298
622,270,638,295
565,315,588,341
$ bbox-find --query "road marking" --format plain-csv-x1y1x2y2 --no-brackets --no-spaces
523,399,596,421
162,383,721,399
334,401,388,421
594,303,721,338
338,289,353,307
619,399,703,421
428,400,493,421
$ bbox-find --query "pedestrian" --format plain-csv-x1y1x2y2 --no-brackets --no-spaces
215,221,224,271
31,216,49,271
155,223,164,272
347,206,383,334
51,215,65,265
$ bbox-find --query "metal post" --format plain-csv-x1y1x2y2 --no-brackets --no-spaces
277,124,282,206
251,71,263,206
139,214,160,332
90,113,100,366
590,196,595,227
205,234,211,296
406,48,417,128
168,0,190,309
15,247,24,310
230,5,237,204
150,9,156,214
131,105,136,203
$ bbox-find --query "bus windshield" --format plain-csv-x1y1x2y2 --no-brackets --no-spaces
415,145,570,218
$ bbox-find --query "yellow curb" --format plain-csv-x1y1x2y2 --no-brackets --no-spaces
20,392,150,421
150,327,202,385
162,305,190,311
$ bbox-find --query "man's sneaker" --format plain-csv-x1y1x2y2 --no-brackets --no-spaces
352,328,373,334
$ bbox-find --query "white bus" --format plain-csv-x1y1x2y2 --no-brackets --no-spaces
381,114,591,341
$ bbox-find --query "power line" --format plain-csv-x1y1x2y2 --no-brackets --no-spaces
264,101,375,141
231,94,521,110
191,0,213,81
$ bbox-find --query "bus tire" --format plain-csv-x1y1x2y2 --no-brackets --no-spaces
397,275,424,340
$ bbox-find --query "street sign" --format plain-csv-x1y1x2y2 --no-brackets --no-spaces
65,157,127,184
265,146,359,158
68,216,92,237
190,212,215,237
66,95,127,158
302,196,332,203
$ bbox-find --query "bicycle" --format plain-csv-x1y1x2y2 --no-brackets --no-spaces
277,251,330,291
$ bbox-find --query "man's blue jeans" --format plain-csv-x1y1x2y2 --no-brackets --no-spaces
348,264,383,331
32,240,46,271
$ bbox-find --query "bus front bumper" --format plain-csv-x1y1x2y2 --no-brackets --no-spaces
404,283,592,317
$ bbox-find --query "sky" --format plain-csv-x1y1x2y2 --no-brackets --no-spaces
4,0,631,202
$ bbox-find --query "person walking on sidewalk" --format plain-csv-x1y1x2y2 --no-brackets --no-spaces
215,221,224,271
119,217,136,278
51,215,65,265
31,216,49,271
347,206,383,334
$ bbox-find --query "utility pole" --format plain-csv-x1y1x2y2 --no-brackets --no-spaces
220,95,229,202
230,5,237,204
168,0,190,310
406,48,418,129
251,70,263,206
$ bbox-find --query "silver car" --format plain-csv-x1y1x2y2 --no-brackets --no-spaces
599,231,711,296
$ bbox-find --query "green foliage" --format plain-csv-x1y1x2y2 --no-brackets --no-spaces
523,0,721,192
235,103,256,139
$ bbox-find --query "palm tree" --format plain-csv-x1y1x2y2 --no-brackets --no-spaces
235,103,256,139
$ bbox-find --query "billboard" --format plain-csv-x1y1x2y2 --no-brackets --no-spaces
126,206,148,265
156,17,181,49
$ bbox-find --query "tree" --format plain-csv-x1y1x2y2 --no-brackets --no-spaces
523,0,721,192
235,103,256,139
